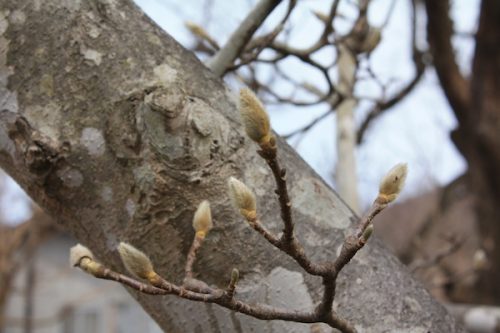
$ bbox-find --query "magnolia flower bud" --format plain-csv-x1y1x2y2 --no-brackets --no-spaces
378,163,408,204
118,242,155,280
239,88,272,145
227,177,257,219
70,244,94,267
231,268,239,283
361,224,374,242
192,200,213,238
185,21,210,40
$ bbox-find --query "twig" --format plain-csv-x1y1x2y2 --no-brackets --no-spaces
409,235,463,272
185,234,204,279
357,0,426,144
257,143,294,244
208,0,283,77
73,88,407,333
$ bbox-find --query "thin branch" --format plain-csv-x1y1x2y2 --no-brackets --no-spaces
356,62,425,143
355,202,386,238
257,144,294,244
208,0,284,77
409,235,463,273
424,0,470,121
185,234,204,279
357,0,426,144
229,0,297,71
77,257,355,331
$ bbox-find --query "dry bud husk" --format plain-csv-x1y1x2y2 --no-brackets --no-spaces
192,200,213,238
118,242,155,280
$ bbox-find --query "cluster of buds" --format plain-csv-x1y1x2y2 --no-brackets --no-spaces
69,86,408,333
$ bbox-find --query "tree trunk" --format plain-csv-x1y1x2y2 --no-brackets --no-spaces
0,0,463,331
425,0,500,303
463,0,500,304
335,46,360,214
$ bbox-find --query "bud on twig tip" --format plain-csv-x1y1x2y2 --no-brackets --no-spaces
231,268,239,282
378,163,408,204
70,244,94,267
185,21,208,39
227,177,257,218
118,242,155,280
192,200,213,238
361,224,374,242
239,88,272,146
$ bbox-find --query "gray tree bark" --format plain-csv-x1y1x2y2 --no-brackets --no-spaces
0,0,463,332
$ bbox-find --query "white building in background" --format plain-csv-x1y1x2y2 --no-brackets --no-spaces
4,235,161,333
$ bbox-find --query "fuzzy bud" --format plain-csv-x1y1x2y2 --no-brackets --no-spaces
378,163,408,204
70,244,94,267
192,200,213,238
239,88,272,145
185,21,210,40
227,177,257,219
231,268,239,283
361,224,374,243
118,242,155,280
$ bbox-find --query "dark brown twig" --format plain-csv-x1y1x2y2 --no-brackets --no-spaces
185,234,204,279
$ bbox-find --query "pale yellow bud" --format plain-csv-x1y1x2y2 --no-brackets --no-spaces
192,200,213,238
361,224,374,242
70,244,94,267
378,163,408,203
185,21,210,40
239,88,272,145
227,177,257,218
118,242,155,280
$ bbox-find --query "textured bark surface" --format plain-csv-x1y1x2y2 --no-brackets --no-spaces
0,0,464,332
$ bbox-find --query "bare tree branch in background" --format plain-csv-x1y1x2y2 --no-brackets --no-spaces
0,207,57,330
423,0,500,303
186,0,424,203
207,0,286,77
423,0,470,121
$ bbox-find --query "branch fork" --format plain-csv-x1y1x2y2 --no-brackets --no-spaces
70,88,407,333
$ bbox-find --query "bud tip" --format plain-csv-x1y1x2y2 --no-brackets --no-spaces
70,244,94,267
118,242,155,280
193,200,213,238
